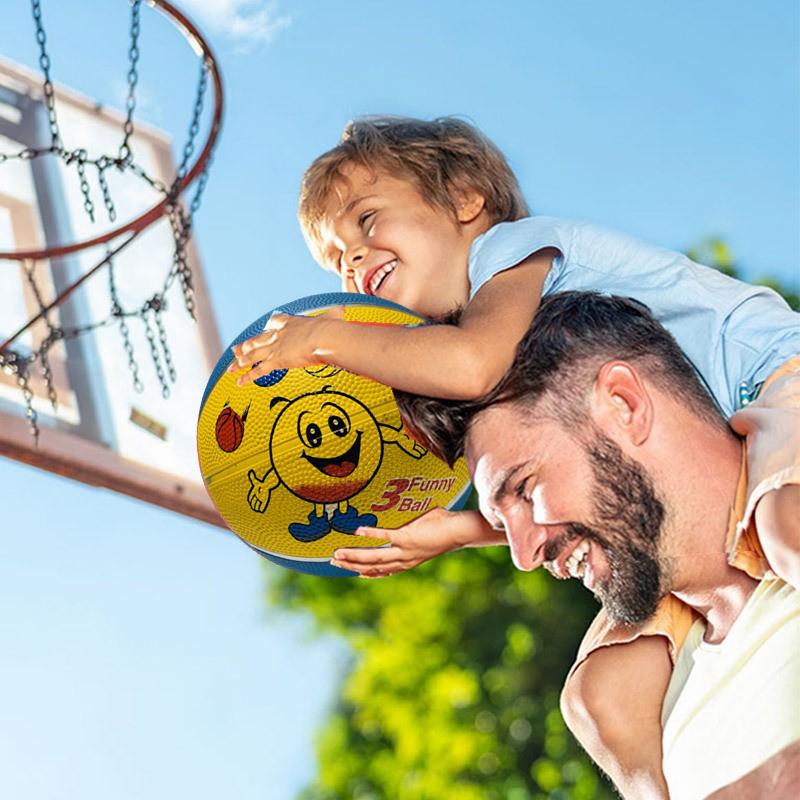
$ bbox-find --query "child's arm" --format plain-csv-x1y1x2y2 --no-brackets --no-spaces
329,507,508,577
754,484,800,591
560,636,673,800
230,250,555,399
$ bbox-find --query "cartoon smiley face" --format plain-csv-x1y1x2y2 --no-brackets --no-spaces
270,388,383,504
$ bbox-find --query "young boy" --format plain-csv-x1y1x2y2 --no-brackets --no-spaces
229,116,800,795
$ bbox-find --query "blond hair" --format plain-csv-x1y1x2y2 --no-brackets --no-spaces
298,115,530,269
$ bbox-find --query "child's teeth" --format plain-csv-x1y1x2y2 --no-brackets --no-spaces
370,261,396,293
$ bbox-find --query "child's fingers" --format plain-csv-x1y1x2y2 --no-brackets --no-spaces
228,334,273,367
234,360,277,388
263,312,292,332
353,525,394,540
332,543,397,562
331,549,406,577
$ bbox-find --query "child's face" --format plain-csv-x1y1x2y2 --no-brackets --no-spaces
318,165,480,317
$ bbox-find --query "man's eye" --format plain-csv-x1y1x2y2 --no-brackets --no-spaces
516,480,534,503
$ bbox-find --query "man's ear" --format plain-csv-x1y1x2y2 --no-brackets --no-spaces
453,187,486,224
591,361,654,447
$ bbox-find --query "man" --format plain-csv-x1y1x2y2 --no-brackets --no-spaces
332,292,800,799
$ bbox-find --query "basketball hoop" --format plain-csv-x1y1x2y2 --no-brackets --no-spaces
0,0,223,263
0,0,224,445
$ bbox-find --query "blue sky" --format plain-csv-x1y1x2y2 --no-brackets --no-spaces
0,2,797,798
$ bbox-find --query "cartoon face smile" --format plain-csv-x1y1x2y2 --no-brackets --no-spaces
303,430,362,478
270,388,384,504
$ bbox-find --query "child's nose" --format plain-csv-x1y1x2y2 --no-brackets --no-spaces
345,243,368,268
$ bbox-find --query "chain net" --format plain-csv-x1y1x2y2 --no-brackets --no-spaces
0,0,219,444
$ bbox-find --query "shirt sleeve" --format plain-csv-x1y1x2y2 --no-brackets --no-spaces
467,217,576,299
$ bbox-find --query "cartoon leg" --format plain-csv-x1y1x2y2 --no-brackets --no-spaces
330,501,378,534
289,504,332,542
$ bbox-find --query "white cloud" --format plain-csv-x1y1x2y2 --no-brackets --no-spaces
180,0,291,51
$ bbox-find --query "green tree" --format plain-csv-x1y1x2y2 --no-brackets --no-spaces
270,542,606,800
267,246,796,800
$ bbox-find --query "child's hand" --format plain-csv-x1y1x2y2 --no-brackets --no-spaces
228,307,344,388
330,507,465,578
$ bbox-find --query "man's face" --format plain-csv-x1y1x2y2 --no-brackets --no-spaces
466,403,668,625
317,165,473,317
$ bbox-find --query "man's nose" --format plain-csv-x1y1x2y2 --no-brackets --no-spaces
506,517,551,572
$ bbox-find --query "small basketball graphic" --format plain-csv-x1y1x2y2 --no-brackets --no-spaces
214,401,250,453
197,293,473,577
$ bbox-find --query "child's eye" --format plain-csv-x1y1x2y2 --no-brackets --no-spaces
358,211,375,228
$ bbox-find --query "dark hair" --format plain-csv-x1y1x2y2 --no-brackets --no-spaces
299,115,529,269
396,291,727,467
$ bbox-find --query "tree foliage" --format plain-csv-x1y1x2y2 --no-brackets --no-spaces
266,245,796,800
269,541,608,800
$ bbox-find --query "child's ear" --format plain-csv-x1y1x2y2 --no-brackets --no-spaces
454,188,486,224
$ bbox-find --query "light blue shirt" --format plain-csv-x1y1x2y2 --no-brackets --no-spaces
468,217,800,417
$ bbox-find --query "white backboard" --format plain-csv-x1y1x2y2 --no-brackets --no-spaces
0,58,225,528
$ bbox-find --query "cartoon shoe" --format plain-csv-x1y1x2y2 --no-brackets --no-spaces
330,506,378,534
289,510,332,542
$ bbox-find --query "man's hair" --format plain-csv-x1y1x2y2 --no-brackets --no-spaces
396,291,728,467
298,115,530,269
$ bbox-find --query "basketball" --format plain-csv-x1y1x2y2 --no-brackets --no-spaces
197,292,472,577
214,402,249,453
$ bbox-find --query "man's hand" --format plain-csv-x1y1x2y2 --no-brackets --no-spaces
705,740,800,799
228,307,345,388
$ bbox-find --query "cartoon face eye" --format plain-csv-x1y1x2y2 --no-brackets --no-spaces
328,414,349,437
305,422,323,448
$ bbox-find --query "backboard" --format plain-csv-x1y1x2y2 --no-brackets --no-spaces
0,57,226,528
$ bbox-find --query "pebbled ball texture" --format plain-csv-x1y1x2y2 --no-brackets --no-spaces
197,293,472,577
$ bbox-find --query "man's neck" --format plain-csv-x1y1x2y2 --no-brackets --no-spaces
654,415,756,642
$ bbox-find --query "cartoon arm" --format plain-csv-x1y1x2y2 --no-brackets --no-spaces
379,423,426,459
247,468,281,513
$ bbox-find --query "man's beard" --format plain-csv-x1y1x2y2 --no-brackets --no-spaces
544,433,668,625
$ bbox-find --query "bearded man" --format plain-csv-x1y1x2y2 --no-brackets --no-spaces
332,292,800,800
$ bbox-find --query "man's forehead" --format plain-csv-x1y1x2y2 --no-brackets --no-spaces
466,405,544,483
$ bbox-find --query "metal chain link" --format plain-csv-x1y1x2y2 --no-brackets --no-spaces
142,299,170,398
108,255,143,392
30,0,61,150
0,350,40,445
119,0,142,165
22,259,60,410
153,302,176,383
64,148,96,222
97,163,117,222
37,327,64,410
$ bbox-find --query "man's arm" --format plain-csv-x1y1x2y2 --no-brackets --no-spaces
704,740,800,799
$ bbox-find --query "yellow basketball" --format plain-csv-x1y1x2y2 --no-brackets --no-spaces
197,293,472,576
